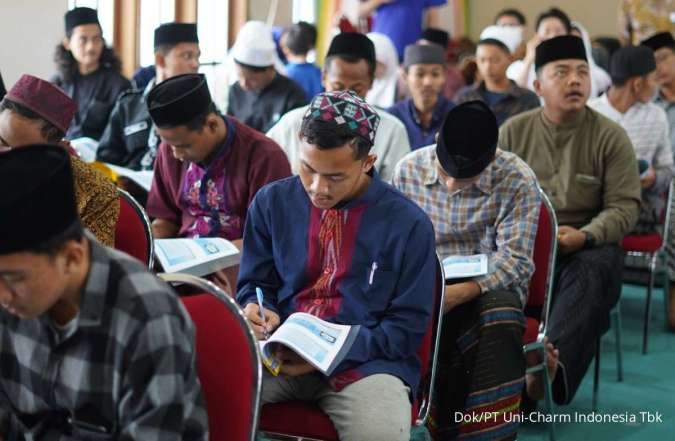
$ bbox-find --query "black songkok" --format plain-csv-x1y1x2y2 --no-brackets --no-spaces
640,32,675,52
154,23,199,49
421,28,450,49
147,74,212,127
403,44,446,68
0,145,80,255
65,7,100,33
610,46,656,83
436,100,498,179
326,33,376,64
534,35,587,71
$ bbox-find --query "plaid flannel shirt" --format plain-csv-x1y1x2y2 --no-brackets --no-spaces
393,147,541,305
0,235,208,440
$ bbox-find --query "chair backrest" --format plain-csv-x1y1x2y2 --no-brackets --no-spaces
159,273,262,441
415,254,446,426
527,188,558,336
114,188,154,268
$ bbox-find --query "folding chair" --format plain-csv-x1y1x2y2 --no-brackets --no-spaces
258,254,446,440
620,183,673,354
114,188,154,268
523,188,558,441
159,273,262,441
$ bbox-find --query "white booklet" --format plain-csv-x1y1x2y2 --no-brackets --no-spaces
99,162,154,191
154,237,240,277
443,254,489,280
259,312,360,376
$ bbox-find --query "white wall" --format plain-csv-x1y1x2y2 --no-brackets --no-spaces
0,0,69,87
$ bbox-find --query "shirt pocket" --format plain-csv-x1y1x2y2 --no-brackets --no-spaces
573,173,603,210
358,263,397,314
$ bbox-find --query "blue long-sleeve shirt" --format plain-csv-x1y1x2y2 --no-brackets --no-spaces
236,175,436,396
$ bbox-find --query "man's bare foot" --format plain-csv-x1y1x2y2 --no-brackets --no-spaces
525,337,559,401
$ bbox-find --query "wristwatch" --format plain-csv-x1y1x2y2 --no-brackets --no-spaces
583,232,596,249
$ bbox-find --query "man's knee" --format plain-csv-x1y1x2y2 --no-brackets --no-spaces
324,374,412,441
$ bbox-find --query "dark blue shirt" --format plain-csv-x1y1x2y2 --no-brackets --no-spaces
387,95,455,150
285,62,323,100
236,175,436,395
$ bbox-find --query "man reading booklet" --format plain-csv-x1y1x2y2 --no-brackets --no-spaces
236,90,436,441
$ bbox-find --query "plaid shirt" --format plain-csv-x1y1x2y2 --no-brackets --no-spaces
0,235,208,440
393,147,541,305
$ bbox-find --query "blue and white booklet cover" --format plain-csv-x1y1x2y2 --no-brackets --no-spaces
443,254,489,280
154,237,240,277
259,312,359,376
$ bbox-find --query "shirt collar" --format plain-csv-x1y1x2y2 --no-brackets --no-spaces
332,169,387,210
197,115,236,169
407,95,449,127
143,77,156,97
539,106,587,130
421,146,494,195
477,80,521,98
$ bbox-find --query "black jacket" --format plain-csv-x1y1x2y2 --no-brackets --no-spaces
97,84,156,170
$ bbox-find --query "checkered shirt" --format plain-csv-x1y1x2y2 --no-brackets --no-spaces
0,235,208,440
393,147,541,305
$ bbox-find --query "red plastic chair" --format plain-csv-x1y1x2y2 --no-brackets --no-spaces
523,188,558,441
620,183,673,354
159,273,262,441
258,255,446,440
114,188,154,268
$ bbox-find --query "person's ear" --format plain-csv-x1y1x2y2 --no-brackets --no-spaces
632,77,644,96
321,69,327,88
61,238,86,275
155,51,167,69
206,113,220,134
533,77,543,97
363,153,378,172
62,37,71,51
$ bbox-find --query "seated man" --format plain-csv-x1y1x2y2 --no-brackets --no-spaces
456,36,540,126
267,32,410,181
393,101,541,440
0,74,119,247
0,145,207,439
227,26,307,133
388,44,455,150
237,91,436,441
642,31,675,328
588,45,673,233
146,73,291,241
97,22,201,171
500,35,641,405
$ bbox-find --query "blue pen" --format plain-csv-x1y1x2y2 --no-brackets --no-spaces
256,287,270,339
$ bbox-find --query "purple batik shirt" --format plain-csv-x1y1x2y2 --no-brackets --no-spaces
147,115,292,240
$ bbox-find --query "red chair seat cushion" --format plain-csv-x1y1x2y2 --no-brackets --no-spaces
261,402,339,440
523,317,539,345
621,234,663,253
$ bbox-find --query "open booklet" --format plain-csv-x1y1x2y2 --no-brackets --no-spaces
443,254,489,280
259,312,360,376
93,162,154,192
154,237,240,277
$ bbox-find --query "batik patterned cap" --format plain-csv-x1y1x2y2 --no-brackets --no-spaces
303,90,380,145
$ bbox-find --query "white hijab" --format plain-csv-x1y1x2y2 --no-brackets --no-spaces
571,21,612,98
366,32,400,109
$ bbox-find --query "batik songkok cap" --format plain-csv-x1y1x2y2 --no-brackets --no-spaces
303,90,380,145
437,100,498,179
5,74,76,134
0,145,80,255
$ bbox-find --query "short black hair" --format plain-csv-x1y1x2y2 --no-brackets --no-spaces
477,38,511,55
285,22,317,56
299,118,372,160
535,7,572,34
24,221,84,257
155,42,183,56
324,54,376,80
495,8,526,26
0,98,65,143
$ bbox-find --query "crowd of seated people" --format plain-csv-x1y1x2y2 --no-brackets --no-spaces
0,2,674,440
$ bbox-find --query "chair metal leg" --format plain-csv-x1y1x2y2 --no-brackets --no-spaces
663,252,671,330
540,344,556,441
612,304,624,382
643,253,658,354
592,338,600,412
